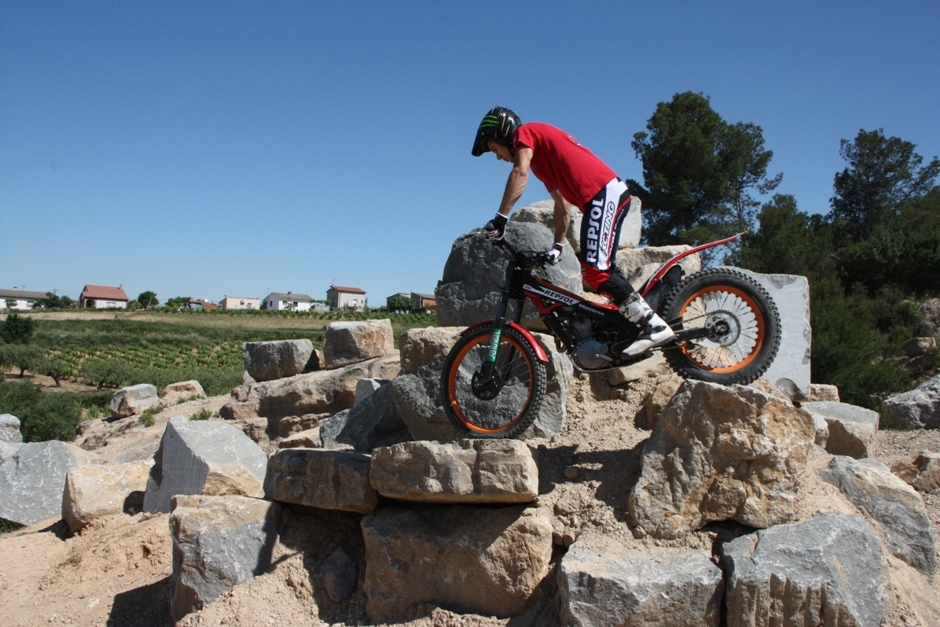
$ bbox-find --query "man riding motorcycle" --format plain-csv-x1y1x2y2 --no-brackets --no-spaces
472,106,675,357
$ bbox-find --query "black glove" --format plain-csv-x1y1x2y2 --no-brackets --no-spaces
545,243,563,265
484,213,508,241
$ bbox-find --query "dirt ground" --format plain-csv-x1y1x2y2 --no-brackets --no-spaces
1,370,939,627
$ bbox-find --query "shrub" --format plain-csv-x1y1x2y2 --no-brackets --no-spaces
0,344,45,376
0,313,35,344
0,380,82,442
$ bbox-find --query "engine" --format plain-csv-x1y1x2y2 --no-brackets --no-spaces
570,314,612,370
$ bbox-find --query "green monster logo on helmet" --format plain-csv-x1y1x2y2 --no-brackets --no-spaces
472,107,521,157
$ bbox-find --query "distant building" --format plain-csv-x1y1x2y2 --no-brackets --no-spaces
386,292,410,310
186,299,218,311
0,288,48,310
263,291,313,312
327,285,366,311
411,292,436,309
79,285,129,309
219,296,261,310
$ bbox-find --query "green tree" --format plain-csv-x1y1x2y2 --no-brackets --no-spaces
0,380,82,442
387,295,415,312
33,293,73,309
0,344,44,376
35,356,73,386
163,296,189,311
739,194,835,278
137,291,159,309
830,128,940,241
0,313,36,344
631,92,781,250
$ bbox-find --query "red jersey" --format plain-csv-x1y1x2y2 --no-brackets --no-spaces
514,122,617,209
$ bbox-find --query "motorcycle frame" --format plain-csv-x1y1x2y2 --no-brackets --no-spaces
465,232,745,376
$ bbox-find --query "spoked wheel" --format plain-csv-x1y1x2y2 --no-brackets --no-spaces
661,267,781,385
441,325,546,438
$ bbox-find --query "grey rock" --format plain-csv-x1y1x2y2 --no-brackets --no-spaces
802,401,879,459
370,439,538,503
320,547,357,602
242,339,316,382
735,270,811,400
162,380,207,405
0,441,96,525
318,383,410,452
322,319,395,369
435,222,583,329
809,383,840,402
559,541,723,627
361,505,552,622
902,336,936,358
883,374,940,429
264,448,377,514
722,513,886,627
0,414,22,444
220,354,401,423
354,378,388,405
629,380,815,538
143,416,268,514
110,383,159,418
169,495,279,622
820,455,936,578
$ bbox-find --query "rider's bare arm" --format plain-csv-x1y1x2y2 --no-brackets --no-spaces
550,190,571,245
497,147,533,217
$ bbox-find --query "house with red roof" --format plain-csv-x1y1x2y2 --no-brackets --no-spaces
327,285,366,311
79,285,129,309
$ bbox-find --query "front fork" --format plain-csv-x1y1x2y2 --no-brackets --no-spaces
476,288,522,393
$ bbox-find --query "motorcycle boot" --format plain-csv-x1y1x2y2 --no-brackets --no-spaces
619,293,676,357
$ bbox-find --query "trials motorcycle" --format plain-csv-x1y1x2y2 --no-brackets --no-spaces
440,232,781,438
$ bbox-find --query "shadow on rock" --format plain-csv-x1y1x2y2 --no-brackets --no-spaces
107,576,173,627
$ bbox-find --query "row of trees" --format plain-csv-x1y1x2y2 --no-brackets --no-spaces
631,92,940,408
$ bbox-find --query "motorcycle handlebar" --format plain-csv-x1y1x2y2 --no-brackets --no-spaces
489,237,551,268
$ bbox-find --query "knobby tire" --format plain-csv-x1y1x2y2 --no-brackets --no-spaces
441,325,546,438
661,267,781,385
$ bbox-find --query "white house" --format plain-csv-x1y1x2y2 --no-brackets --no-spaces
327,285,366,311
79,285,129,309
263,291,313,312
0,289,48,310
220,296,261,310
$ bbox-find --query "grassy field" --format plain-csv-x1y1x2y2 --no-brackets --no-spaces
5,309,437,397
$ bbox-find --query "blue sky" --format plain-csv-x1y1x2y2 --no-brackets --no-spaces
2,1,938,306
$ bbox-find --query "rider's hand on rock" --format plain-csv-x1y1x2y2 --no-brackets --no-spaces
546,243,563,265
484,213,508,241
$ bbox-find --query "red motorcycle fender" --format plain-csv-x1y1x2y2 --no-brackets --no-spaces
459,320,550,363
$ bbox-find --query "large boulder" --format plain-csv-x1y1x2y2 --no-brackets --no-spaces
370,439,538,504
361,505,553,622
558,540,723,627
220,354,400,425
264,448,377,514
162,380,207,405
322,319,395,369
820,455,936,578
629,380,815,538
722,513,886,627
390,327,572,442
0,414,22,444
110,383,159,418
318,382,411,452
0,441,95,525
242,339,316,382
143,417,268,514
169,495,280,622
62,460,152,533
435,222,583,329
734,270,811,400
801,401,879,459
883,374,940,429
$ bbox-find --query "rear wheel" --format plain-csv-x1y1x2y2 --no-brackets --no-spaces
661,268,780,385
441,325,546,438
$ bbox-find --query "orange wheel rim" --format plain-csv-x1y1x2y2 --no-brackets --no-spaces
677,285,766,373
447,333,534,434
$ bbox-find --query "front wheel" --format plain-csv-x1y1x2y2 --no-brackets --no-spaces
661,267,781,386
441,325,546,438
